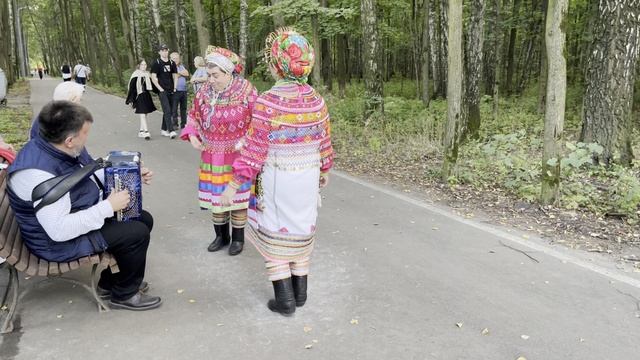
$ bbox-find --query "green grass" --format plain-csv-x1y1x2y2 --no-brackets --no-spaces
0,80,33,150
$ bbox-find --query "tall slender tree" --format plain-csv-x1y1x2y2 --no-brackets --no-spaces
421,0,431,106
463,0,485,140
540,0,568,205
580,0,640,166
192,0,211,55
239,0,248,75
361,0,384,122
441,0,463,179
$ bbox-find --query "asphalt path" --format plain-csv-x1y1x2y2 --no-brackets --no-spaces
1,78,640,359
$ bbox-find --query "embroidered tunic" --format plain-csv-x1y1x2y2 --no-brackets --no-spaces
232,81,334,262
181,77,257,213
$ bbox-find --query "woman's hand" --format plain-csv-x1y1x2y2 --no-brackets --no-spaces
189,135,204,151
319,173,330,188
221,185,238,206
107,189,130,211
141,167,153,185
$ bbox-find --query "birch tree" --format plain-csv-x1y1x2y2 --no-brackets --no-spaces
441,0,462,179
361,0,384,122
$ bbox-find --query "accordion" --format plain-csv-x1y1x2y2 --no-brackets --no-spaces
104,151,142,221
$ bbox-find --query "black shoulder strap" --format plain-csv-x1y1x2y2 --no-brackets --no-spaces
32,160,105,212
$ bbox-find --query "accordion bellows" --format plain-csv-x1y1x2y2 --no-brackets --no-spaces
104,151,142,221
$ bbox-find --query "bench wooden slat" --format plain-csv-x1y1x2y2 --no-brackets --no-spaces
58,262,70,274
6,221,22,264
37,259,49,276
99,253,111,267
0,187,9,235
89,254,100,264
68,260,80,270
48,262,60,276
78,256,90,266
25,253,39,276
14,243,29,271
0,212,16,258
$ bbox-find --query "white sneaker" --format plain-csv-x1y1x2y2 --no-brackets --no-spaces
138,130,146,138
161,130,170,137
143,131,151,140
169,131,177,139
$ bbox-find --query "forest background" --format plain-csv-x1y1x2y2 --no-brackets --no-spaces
2,0,640,259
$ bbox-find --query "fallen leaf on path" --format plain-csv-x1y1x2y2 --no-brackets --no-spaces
188,299,196,303
455,322,463,328
516,357,527,360
350,319,359,325
481,328,489,335
56,314,63,319
303,326,312,333
432,227,440,230
305,344,313,349
177,289,185,294
521,334,530,340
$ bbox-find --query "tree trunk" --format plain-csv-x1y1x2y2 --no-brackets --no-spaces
101,0,124,86
537,0,548,114
421,0,431,106
441,0,463,180
540,0,568,205
361,0,384,122
337,33,347,98
321,0,332,90
272,0,285,27
463,0,485,140
504,0,521,95
192,0,211,56
580,0,640,167
239,0,248,75
151,0,164,45
492,0,502,120
175,0,187,53
429,0,440,98
0,0,15,84
130,0,142,60
311,0,323,87
80,0,100,83
118,0,135,69
437,0,448,98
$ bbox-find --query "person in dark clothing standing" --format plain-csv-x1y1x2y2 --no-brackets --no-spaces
60,64,72,82
7,101,162,311
150,44,178,139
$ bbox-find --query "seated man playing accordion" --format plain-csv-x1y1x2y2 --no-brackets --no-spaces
6,101,162,311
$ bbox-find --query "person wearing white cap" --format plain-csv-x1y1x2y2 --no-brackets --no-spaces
180,46,256,256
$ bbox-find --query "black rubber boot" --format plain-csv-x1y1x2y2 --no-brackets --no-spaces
267,278,296,316
208,223,230,252
292,275,307,307
228,227,244,256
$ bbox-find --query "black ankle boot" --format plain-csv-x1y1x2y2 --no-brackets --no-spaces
228,227,244,256
292,275,307,307
267,278,296,316
208,223,230,252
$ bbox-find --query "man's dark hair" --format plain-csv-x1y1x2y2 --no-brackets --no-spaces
38,101,93,144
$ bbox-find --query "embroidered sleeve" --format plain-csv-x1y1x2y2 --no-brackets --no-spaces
320,106,334,173
232,96,272,184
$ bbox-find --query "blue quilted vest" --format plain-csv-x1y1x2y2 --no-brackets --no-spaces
6,136,108,262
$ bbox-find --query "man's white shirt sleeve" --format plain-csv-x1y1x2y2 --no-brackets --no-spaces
9,168,113,242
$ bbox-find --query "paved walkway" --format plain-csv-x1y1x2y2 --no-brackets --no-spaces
1,78,640,359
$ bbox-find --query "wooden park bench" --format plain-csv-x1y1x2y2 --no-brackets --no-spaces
0,160,119,333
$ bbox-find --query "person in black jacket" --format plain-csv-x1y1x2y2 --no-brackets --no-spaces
126,59,157,140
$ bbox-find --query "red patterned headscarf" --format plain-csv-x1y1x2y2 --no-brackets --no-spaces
205,46,244,75
264,27,315,84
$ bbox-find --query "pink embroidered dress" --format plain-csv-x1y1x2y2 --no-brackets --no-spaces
181,77,257,212
231,80,334,262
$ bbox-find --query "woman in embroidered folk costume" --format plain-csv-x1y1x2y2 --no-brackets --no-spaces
221,28,334,316
125,59,157,140
181,46,257,255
